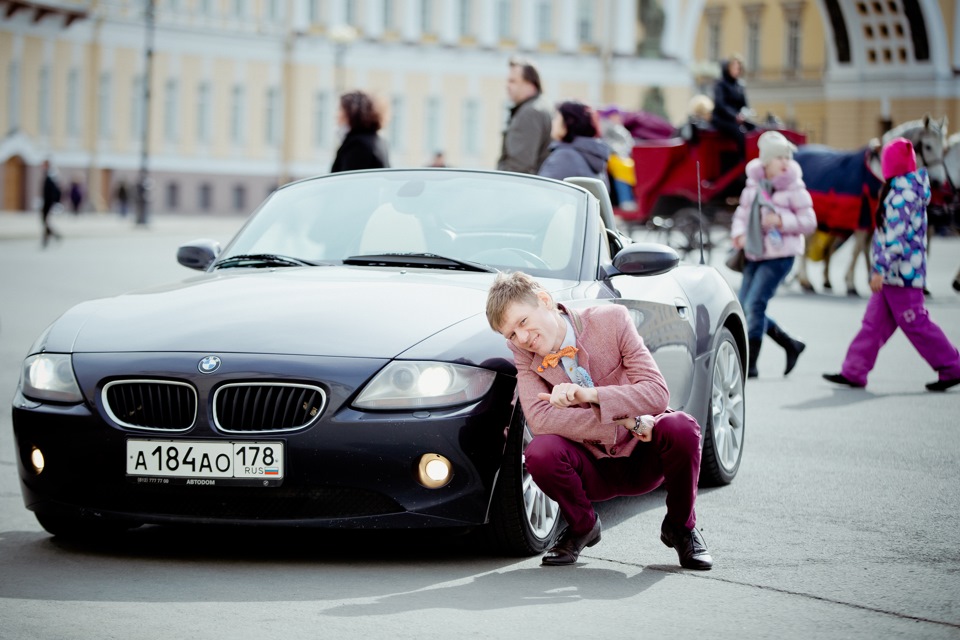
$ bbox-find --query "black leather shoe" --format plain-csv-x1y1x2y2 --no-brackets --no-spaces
822,373,865,388
926,378,960,392
660,520,713,570
541,515,601,566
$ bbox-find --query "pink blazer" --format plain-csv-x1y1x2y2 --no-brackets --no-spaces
507,304,670,459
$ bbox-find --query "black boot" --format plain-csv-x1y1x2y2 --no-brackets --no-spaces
766,324,806,375
747,338,761,379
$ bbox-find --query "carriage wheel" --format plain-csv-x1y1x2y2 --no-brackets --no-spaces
669,208,713,263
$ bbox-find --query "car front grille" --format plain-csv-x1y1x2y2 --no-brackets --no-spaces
213,383,326,434
102,380,197,432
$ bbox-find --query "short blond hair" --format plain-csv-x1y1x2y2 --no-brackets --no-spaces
486,271,550,333
688,94,714,120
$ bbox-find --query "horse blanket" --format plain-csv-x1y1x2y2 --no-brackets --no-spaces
794,144,882,232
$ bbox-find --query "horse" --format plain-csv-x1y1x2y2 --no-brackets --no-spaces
794,115,948,296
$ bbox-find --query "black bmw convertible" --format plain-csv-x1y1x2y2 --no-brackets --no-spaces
13,168,746,555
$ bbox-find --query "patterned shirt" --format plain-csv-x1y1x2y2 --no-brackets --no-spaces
871,168,931,289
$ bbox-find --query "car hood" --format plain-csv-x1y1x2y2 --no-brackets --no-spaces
45,268,516,358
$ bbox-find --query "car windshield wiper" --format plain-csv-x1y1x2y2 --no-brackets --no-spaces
214,253,316,269
343,253,497,273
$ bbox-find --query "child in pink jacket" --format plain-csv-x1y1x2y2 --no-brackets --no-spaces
730,131,818,378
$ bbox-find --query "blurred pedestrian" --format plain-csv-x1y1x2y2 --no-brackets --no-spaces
115,181,130,217
497,56,553,175
39,159,62,248
330,90,390,173
711,54,754,163
538,100,610,190
731,131,817,378
428,151,447,167
68,178,83,214
823,137,960,391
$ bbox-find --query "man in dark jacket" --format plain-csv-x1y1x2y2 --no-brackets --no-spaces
497,57,553,174
711,55,753,162
40,160,62,248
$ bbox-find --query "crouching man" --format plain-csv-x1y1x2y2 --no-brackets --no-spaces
485,271,712,569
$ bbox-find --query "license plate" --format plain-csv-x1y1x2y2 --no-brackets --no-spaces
126,439,284,482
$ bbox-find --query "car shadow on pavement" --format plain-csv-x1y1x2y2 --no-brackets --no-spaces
0,492,680,605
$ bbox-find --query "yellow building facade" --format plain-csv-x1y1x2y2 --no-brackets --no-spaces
1,0,957,215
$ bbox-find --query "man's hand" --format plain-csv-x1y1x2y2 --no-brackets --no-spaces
870,272,883,293
538,383,598,408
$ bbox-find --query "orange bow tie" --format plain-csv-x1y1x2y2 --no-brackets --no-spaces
538,346,579,372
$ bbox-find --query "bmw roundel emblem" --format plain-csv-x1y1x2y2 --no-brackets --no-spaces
198,356,221,374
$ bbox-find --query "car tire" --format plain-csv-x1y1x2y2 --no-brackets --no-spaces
700,327,745,486
484,410,560,556
35,513,141,539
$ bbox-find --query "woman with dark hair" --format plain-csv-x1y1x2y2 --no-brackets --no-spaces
537,100,610,188
331,90,390,173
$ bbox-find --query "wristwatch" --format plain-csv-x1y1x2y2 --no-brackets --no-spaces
632,415,654,437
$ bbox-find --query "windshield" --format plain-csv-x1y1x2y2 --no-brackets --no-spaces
220,170,588,279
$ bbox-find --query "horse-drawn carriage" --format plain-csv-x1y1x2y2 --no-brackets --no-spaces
613,116,949,291
613,126,807,260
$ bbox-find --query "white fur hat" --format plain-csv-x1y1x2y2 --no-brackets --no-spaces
758,131,797,164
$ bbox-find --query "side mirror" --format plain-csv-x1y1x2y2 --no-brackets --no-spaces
177,239,221,271
610,242,679,276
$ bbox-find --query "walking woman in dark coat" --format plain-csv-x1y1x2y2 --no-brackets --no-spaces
330,90,390,173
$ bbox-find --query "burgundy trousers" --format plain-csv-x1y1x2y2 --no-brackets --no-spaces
524,411,702,536
840,285,960,387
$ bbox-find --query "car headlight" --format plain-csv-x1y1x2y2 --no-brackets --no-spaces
21,353,83,403
353,361,495,410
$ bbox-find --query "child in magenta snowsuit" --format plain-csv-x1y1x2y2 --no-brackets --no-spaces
823,137,960,391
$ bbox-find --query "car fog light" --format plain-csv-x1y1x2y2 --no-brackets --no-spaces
31,447,45,474
417,453,452,489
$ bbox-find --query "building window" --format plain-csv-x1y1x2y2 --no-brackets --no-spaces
7,61,20,131
746,19,761,74
233,184,247,212
163,78,178,142
166,182,180,210
707,18,722,61
66,68,79,137
425,96,440,157
496,0,511,40
421,0,434,34
457,0,472,38
233,0,247,17
383,0,396,30
576,0,593,44
462,98,479,156
786,17,801,74
197,81,211,144
38,66,51,136
98,72,112,139
267,0,282,22
314,91,330,148
388,95,405,151
345,0,357,26
266,87,281,146
231,85,245,145
307,0,318,23
199,183,213,212
198,0,212,16
536,1,552,44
